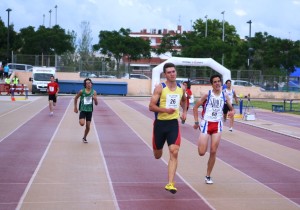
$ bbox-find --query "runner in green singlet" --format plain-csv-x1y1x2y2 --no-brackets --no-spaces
74,78,98,143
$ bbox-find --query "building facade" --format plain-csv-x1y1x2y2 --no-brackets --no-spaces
123,25,184,76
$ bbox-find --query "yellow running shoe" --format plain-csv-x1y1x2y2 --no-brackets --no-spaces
165,183,177,194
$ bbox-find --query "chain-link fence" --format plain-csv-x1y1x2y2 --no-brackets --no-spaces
12,54,299,92
175,68,299,92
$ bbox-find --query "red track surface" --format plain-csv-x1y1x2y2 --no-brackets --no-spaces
0,98,70,210
93,99,212,210
0,96,299,210
122,99,300,205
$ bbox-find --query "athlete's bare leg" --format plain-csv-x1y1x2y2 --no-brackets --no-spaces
206,133,221,177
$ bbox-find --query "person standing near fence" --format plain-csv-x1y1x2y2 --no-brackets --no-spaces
12,75,19,85
47,75,59,116
3,64,9,78
3,64,9,77
223,79,238,131
149,62,187,194
12,75,20,94
5,76,11,85
74,78,98,143
0,64,3,80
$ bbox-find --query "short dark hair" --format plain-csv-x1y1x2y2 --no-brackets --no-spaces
183,81,191,89
163,62,175,73
84,78,92,87
210,75,222,84
225,79,231,84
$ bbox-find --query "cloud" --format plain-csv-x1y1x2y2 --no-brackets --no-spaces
1,0,299,43
292,0,300,5
234,9,247,17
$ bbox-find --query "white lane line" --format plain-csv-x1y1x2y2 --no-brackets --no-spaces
15,99,72,210
0,100,47,143
93,117,120,210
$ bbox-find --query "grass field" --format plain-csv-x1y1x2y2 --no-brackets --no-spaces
247,100,300,115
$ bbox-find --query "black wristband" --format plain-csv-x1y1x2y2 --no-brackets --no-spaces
194,122,199,125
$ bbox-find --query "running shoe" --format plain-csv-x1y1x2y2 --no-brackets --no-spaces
165,183,177,194
229,127,233,132
205,176,213,184
82,138,88,143
49,112,53,116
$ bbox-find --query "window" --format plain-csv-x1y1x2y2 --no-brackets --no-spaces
34,73,53,81
16,65,26,70
150,38,156,46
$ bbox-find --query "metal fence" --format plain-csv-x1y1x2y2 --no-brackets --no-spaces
174,67,299,92
11,54,299,92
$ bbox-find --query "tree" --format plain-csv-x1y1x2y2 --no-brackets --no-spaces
0,18,7,61
154,33,181,56
0,17,17,63
185,18,241,68
77,21,93,69
123,35,151,76
15,25,74,55
94,28,129,74
60,30,78,71
249,32,300,76
156,18,243,69
11,25,74,65
93,28,151,77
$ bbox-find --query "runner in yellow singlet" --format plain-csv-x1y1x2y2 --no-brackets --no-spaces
149,62,187,194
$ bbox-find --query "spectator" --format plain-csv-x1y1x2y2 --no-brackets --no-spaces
4,76,11,95
5,76,11,84
3,64,9,78
0,64,3,80
12,75,19,85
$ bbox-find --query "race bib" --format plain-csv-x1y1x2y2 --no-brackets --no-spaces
49,86,54,92
166,94,180,109
83,96,92,105
211,108,218,119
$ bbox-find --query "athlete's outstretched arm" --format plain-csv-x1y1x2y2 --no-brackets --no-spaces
180,85,187,120
193,94,208,129
93,90,98,106
74,90,82,113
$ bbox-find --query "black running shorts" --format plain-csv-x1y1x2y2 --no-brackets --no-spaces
48,94,57,103
79,111,93,121
152,119,181,150
223,103,230,114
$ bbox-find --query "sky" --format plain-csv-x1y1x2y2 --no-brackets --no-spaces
1,0,300,45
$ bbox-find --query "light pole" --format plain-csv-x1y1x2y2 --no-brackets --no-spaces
43,14,45,26
247,20,252,67
49,9,52,27
247,20,252,39
205,15,208,37
6,8,12,63
221,11,225,41
55,5,57,25
221,11,225,65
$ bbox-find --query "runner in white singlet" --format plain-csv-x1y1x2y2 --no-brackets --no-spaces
193,75,234,184
223,80,238,131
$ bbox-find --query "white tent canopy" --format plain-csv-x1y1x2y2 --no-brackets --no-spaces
151,57,231,93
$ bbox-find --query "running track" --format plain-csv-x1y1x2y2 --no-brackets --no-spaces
0,96,299,210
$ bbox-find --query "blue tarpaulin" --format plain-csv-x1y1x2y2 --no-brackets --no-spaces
290,67,300,77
